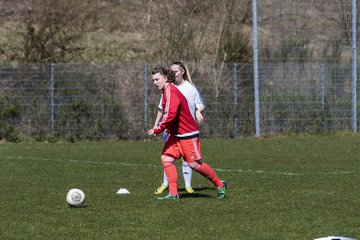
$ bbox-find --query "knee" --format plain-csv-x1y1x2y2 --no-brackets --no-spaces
188,160,202,170
161,155,174,167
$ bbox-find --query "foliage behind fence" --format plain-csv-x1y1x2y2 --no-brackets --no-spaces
256,0,358,135
0,61,357,141
1,1,360,141
0,63,254,141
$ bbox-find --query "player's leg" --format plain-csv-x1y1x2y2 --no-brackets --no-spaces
188,160,222,188
181,137,227,199
189,160,227,199
155,132,170,195
161,155,178,195
181,160,194,193
156,135,181,200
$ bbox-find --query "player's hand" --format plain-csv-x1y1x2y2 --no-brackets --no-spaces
148,129,156,137
196,110,204,125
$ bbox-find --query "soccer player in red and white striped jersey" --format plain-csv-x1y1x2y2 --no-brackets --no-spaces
153,61,204,195
148,66,227,200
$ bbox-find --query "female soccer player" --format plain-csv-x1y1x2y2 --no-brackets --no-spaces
153,61,205,195
148,66,227,200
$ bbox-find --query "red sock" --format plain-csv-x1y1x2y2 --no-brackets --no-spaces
163,161,178,196
193,162,223,188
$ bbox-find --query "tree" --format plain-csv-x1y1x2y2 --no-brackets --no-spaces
145,0,252,64
18,0,99,63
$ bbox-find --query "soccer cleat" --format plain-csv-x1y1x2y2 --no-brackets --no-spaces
217,181,228,199
185,187,195,193
155,184,168,195
156,194,179,200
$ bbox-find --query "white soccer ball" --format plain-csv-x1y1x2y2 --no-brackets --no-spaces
66,188,86,207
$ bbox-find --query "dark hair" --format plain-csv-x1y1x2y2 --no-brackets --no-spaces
152,66,176,83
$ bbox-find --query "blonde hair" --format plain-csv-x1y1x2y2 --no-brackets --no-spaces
171,61,193,84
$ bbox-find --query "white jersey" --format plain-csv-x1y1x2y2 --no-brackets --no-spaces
158,81,205,121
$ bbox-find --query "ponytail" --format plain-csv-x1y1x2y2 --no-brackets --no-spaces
172,61,193,84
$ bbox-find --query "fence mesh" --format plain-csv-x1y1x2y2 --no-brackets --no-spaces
257,0,357,134
0,0,359,140
0,63,253,140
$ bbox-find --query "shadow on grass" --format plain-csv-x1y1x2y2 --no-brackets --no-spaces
178,186,213,198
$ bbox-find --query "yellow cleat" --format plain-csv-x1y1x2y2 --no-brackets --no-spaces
185,187,195,193
155,184,168,195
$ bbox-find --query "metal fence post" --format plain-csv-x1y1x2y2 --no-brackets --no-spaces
144,62,148,135
352,0,357,133
320,64,325,129
50,63,55,131
252,0,260,137
233,63,238,137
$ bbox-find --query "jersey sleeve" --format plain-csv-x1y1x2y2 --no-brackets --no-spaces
153,86,180,134
158,94,163,110
193,85,205,110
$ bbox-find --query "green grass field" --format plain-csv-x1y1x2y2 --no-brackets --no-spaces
1,135,359,239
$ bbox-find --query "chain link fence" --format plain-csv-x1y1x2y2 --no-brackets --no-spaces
256,0,358,134
0,0,359,141
0,63,254,140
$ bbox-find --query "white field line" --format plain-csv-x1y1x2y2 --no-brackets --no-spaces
2,155,357,176
2,155,159,168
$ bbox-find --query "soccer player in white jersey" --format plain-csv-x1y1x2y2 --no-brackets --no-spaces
153,61,205,195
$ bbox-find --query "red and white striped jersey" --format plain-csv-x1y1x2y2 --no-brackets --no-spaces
158,81,205,121
153,83,199,138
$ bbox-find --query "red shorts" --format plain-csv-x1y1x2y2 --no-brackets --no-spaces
162,134,202,162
